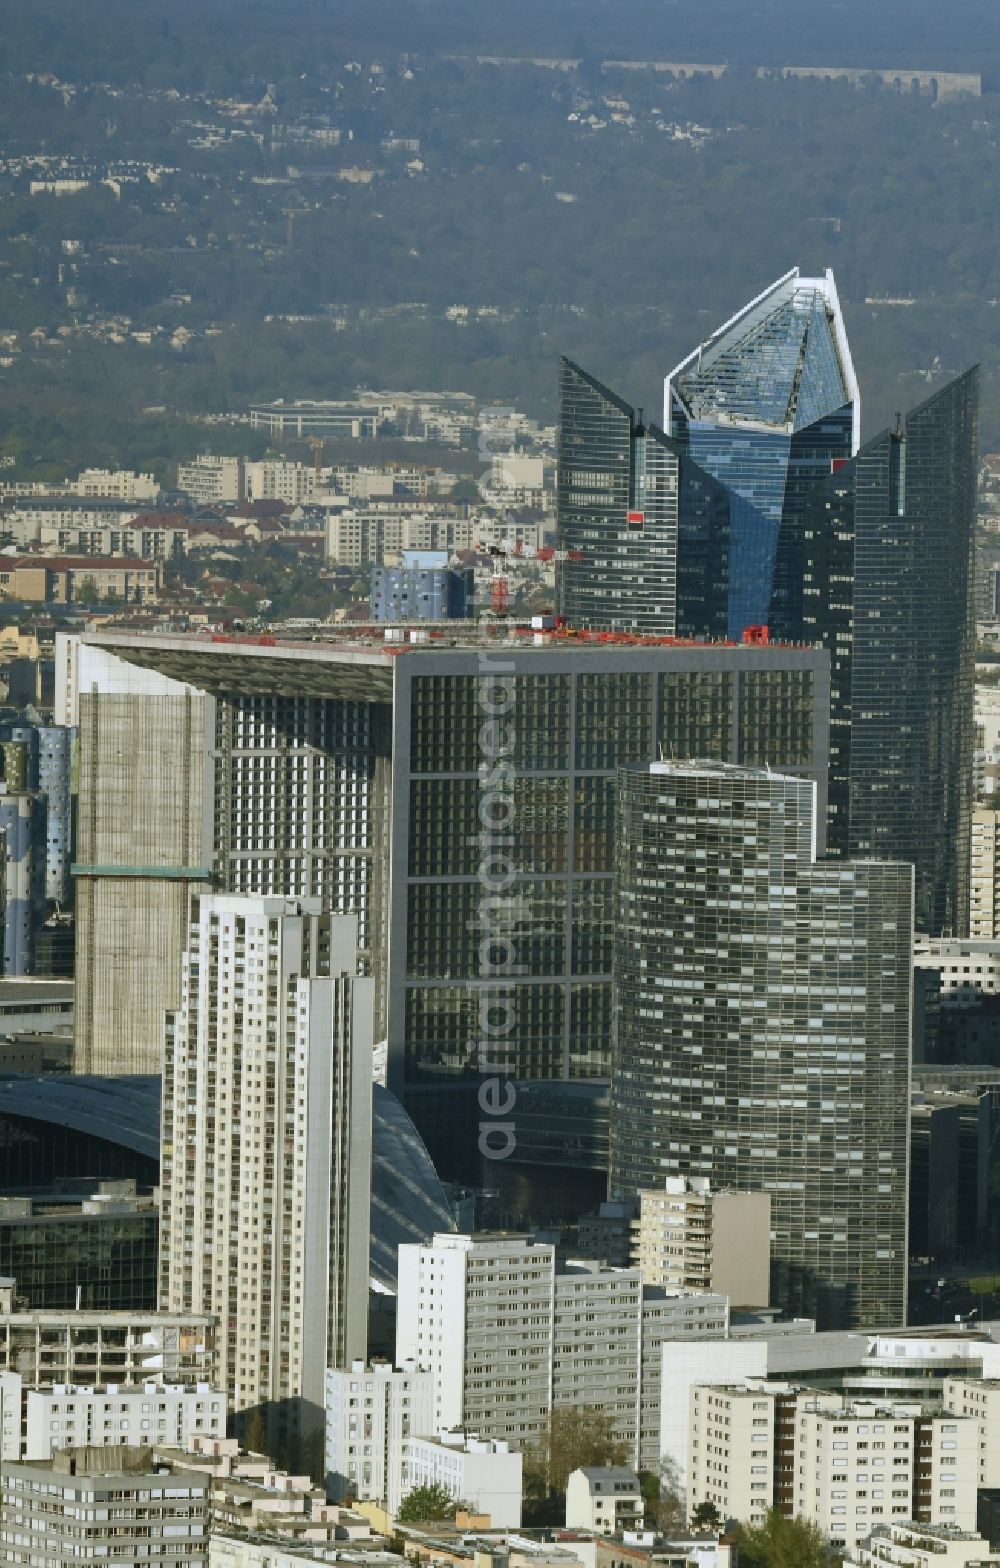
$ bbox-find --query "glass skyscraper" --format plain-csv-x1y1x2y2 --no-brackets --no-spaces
665,268,859,638
610,760,913,1329
799,370,979,934
557,358,732,638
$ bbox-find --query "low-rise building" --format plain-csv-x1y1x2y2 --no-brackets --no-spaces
0,1445,210,1566
157,1436,383,1549
564,1467,643,1535
0,554,160,603
12,1380,226,1461
403,1433,522,1528
843,1520,1000,1568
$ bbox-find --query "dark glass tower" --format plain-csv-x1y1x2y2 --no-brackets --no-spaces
611,760,913,1329
557,358,731,639
665,268,859,639
798,370,978,935
846,370,979,936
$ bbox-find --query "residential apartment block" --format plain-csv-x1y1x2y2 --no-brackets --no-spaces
942,1378,1000,1488
0,1446,210,1566
0,1376,226,1461
0,1308,216,1387
631,1177,770,1307
159,899,372,1451
687,1387,978,1554
844,1522,1000,1568
403,1433,522,1527
326,1361,434,1512
395,1232,728,1467
971,810,1000,937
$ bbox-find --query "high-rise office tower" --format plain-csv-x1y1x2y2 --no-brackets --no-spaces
159,896,372,1450
72,631,829,1196
801,371,979,934
846,373,978,935
662,273,976,934
664,267,859,639
611,760,913,1328
558,358,732,637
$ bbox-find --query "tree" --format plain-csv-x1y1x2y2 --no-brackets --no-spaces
522,1406,630,1502
639,1457,687,1534
302,1428,326,1487
691,1500,722,1532
732,1510,828,1568
395,1484,457,1523
243,1404,268,1458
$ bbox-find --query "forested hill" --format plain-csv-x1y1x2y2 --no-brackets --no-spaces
0,0,997,475
0,0,997,86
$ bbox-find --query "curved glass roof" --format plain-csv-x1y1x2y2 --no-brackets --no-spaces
0,1075,454,1293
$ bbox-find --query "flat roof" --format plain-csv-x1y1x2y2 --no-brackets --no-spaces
86,627,825,703
0,981,73,1008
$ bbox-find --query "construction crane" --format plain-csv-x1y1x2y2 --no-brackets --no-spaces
308,435,324,482
480,539,583,618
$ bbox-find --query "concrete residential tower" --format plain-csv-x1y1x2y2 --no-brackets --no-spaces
159,897,372,1451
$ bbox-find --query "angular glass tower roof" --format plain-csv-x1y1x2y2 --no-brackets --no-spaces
665,268,860,445
663,268,859,637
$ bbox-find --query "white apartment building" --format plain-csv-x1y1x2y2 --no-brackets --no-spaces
971,811,1000,937
4,499,148,545
69,469,159,501
631,1177,771,1307
553,1264,644,1445
403,1433,522,1527
9,1381,226,1461
325,1361,434,1511
661,1325,1000,1498
687,1388,978,1554
177,455,243,504
397,1234,554,1443
913,938,1000,1005
159,899,372,1455
0,1448,210,1566
38,521,189,558
942,1378,1000,1486
687,1382,800,1528
244,460,320,505
0,1306,217,1388
325,509,474,567
396,1234,728,1466
639,1288,729,1471
795,1400,977,1553
844,1521,1000,1568
564,1467,643,1535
